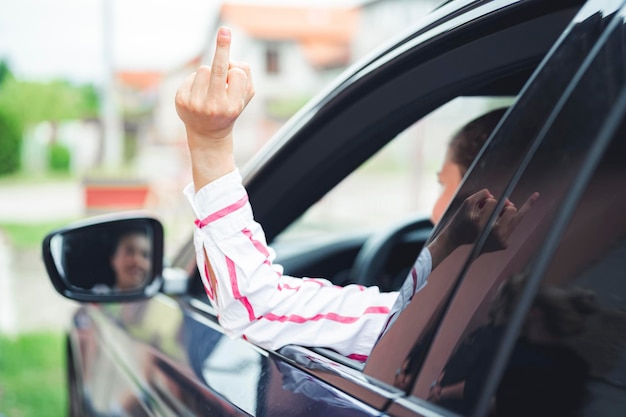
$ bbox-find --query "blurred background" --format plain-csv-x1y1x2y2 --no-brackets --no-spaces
0,0,444,414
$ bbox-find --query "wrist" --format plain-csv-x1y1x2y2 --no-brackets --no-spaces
186,128,234,151
187,131,236,191
427,229,456,270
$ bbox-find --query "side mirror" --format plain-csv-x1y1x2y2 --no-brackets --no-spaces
42,216,164,302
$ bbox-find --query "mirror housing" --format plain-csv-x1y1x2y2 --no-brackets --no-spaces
42,215,164,302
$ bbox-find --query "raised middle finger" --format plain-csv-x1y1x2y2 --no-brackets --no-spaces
208,27,232,97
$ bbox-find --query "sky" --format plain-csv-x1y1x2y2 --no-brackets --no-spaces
0,0,220,85
0,0,363,86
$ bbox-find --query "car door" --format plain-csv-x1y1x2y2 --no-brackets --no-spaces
375,0,626,415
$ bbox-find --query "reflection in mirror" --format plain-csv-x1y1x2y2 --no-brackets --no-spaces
51,219,155,293
107,226,152,292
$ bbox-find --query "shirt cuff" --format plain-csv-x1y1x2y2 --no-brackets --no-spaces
183,169,254,240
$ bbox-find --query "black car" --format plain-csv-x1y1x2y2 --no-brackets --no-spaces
43,0,626,415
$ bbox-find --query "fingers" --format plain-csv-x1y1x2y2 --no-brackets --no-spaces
208,27,233,97
175,71,197,106
236,61,255,105
516,192,540,218
469,189,495,206
497,205,517,226
175,27,254,141
190,66,212,104
227,62,250,106
501,191,539,229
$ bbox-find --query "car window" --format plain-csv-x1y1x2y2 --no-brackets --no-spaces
481,99,626,417
366,0,624,392
408,3,626,415
276,96,515,243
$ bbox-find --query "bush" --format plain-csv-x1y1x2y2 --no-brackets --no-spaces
48,142,71,172
0,109,22,176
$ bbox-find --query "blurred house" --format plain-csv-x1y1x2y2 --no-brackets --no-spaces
139,1,441,175
354,0,440,60
115,71,162,160
187,3,361,165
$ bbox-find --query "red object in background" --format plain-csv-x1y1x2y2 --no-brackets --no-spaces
84,182,150,213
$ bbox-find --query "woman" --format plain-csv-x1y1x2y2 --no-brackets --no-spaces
431,107,507,224
109,228,152,292
176,27,533,361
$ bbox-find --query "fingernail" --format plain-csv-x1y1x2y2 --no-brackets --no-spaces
219,27,231,38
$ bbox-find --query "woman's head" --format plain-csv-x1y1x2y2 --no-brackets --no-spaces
110,228,152,291
431,107,508,224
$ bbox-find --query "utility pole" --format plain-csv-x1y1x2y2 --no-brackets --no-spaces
100,0,123,168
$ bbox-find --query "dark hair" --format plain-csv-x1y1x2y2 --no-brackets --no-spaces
109,226,150,259
449,107,508,176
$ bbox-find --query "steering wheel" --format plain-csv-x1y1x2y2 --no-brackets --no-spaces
347,216,433,291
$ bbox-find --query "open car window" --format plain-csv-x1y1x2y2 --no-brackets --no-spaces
276,96,515,245
366,0,624,395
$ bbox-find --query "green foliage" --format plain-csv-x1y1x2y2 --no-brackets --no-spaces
0,107,22,175
0,78,99,126
48,142,71,172
0,332,67,416
0,60,13,85
0,62,100,176
0,219,76,249
267,94,312,120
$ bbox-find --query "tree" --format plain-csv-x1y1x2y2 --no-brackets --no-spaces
0,67,100,175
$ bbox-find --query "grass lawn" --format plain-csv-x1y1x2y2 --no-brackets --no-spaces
0,332,67,417
0,220,76,250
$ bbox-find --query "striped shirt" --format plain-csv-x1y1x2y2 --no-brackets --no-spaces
184,169,431,361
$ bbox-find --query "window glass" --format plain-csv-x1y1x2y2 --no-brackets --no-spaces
277,97,514,243
409,6,626,416
366,0,624,391
489,114,626,417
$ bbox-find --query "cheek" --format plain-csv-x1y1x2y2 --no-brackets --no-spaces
111,255,123,270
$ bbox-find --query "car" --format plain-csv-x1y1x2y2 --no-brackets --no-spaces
42,0,626,415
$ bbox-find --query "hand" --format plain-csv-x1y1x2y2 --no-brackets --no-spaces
427,190,539,268
444,189,498,249
482,192,539,253
428,382,443,402
174,27,255,189
175,27,254,143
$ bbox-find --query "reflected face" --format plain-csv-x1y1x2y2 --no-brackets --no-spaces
110,233,151,291
431,150,463,225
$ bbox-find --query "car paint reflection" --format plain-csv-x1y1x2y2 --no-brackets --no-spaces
76,295,382,416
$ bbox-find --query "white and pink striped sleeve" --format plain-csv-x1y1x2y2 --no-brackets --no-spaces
183,169,400,360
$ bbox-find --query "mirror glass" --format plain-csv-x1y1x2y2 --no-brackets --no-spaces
49,219,159,294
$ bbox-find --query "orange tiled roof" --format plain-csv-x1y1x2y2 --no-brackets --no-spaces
220,4,359,67
116,71,162,90
220,4,359,41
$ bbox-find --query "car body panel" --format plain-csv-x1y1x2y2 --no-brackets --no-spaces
71,298,389,416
